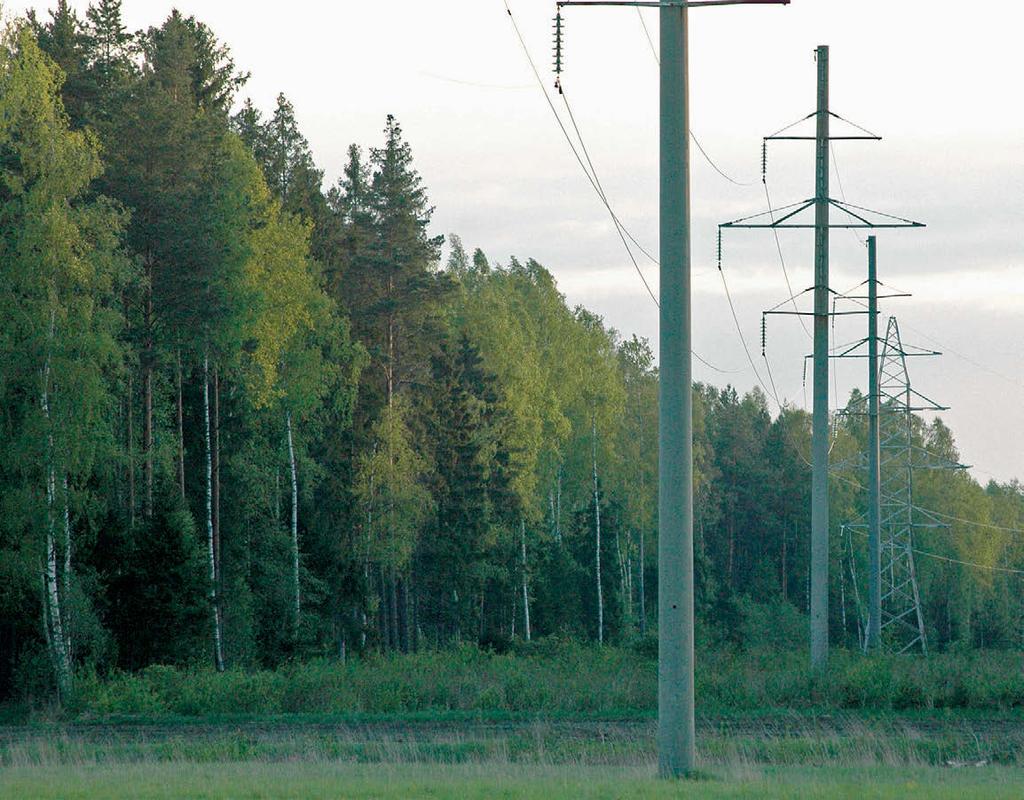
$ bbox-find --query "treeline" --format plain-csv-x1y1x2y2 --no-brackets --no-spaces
2,3,1023,704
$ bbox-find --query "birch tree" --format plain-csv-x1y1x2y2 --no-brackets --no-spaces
0,26,129,700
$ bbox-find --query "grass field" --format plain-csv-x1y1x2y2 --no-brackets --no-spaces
5,645,1024,797
1,713,1022,798
2,762,1023,799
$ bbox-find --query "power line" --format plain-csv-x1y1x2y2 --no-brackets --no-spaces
634,7,758,187
501,0,659,302
500,0,737,375
559,87,660,267
417,71,532,91
847,526,1024,577
830,142,867,247
762,180,811,340
915,506,1024,537
717,263,783,409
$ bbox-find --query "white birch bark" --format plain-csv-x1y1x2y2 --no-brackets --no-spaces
639,530,646,634
520,519,531,642
41,312,71,699
592,415,603,645
555,466,562,544
615,526,628,629
287,411,300,637
204,354,225,671
62,474,72,663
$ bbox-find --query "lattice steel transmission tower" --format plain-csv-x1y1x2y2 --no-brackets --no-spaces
875,315,964,653
719,48,924,668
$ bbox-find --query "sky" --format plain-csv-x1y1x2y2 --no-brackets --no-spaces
11,0,1024,482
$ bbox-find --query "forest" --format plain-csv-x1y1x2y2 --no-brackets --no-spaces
2,1,1024,708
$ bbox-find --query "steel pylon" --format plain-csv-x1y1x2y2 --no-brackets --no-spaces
876,316,964,653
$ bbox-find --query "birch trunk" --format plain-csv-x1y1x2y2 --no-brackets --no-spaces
212,368,221,589
144,274,153,519
781,524,788,601
592,415,603,645
388,569,399,652
555,466,562,544
203,354,225,671
44,530,71,701
639,530,646,635
41,315,71,699
626,541,634,630
127,371,135,530
62,475,72,663
287,411,300,637
520,519,531,642
615,526,628,629
176,353,185,499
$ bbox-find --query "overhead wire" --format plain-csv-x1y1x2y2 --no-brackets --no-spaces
634,7,759,187
500,0,736,375
830,142,867,246
914,507,1024,537
845,526,1024,577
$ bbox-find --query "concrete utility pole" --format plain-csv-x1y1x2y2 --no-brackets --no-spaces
810,45,830,670
720,46,924,668
556,0,789,778
866,236,881,650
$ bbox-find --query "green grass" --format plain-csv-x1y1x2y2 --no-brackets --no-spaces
54,643,1024,722
2,762,1022,799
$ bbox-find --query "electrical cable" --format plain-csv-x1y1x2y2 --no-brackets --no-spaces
717,263,783,409
830,142,867,247
500,0,737,375
762,180,812,339
635,7,759,187
844,525,1024,577
913,506,1024,537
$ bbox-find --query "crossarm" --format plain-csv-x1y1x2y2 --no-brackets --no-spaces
559,1,789,8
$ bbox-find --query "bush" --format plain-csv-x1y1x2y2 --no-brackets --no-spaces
57,639,1024,720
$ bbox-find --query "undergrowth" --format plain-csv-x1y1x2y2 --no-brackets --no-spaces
49,640,1024,720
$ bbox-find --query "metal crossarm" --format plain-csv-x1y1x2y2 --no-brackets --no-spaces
559,1,790,7
721,199,924,230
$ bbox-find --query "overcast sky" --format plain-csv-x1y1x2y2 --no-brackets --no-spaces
12,0,1024,482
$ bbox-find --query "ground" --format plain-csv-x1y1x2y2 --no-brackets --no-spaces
3,763,1023,799
1,714,1022,798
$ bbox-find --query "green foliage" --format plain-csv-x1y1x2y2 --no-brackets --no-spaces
56,640,1024,719
4,1,1024,710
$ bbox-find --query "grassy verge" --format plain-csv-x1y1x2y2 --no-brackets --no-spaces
2,712,1022,769
2,762,1023,800
50,643,1024,721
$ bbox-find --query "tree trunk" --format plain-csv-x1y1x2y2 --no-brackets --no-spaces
203,354,225,671
176,353,185,500
212,367,221,588
639,530,647,635
401,576,412,653
44,530,71,702
41,316,71,700
377,565,389,651
388,569,399,652
592,414,603,645
781,524,788,601
62,475,72,663
520,519,531,642
555,466,563,544
626,539,634,631
727,512,736,585
127,371,135,530
615,526,629,631
144,280,153,519
287,411,300,638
